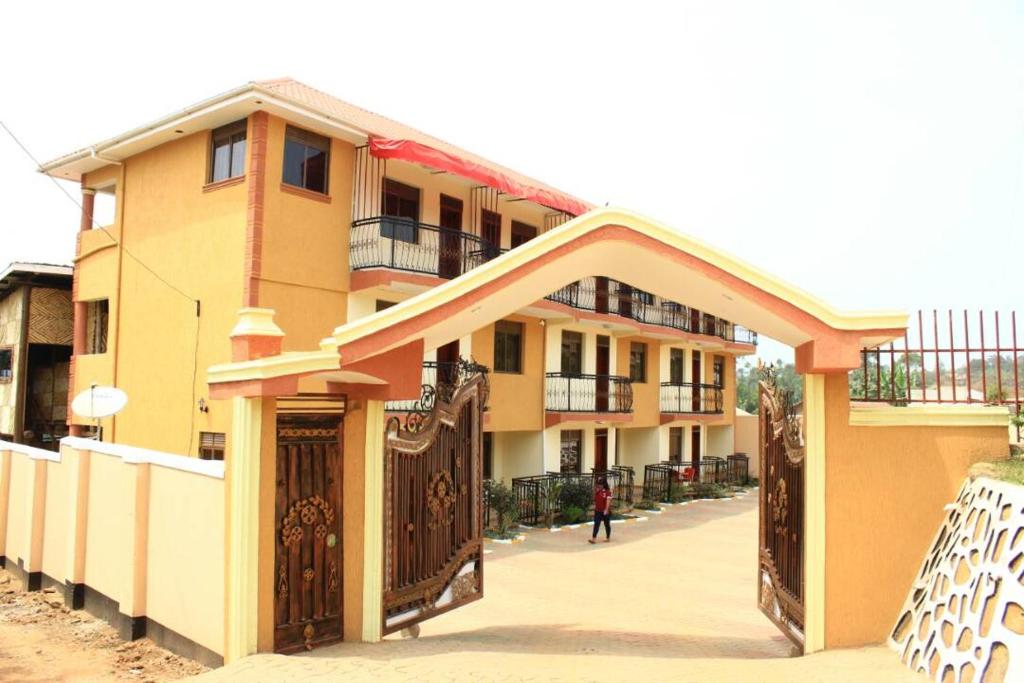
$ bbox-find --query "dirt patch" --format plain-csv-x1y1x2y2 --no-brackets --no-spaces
0,568,207,682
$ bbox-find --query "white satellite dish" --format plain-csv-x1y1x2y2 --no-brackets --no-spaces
72,385,128,420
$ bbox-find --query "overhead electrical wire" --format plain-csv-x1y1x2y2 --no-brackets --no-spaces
1,119,204,456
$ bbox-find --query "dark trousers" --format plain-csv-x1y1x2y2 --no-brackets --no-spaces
592,510,611,539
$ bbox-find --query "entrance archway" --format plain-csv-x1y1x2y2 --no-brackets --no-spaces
208,207,908,662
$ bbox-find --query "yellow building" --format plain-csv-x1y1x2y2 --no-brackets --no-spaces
43,78,756,479
14,78,1008,666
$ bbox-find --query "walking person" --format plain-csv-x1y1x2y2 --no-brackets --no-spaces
589,478,613,544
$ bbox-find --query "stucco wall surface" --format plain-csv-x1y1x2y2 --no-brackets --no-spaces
0,438,225,657
823,374,1010,648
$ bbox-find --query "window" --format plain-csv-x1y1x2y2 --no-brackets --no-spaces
282,125,330,194
483,432,493,480
86,300,109,354
713,355,725,388
669,427,684,462
380,178,420,243
375,299,396,312
560,331,583,375
0,347,12,382
560,430,582,474
209,119,247,182
493,320,523,373
199,432,225,460
510,221,537,248
629,342,647,383
670,348,684,384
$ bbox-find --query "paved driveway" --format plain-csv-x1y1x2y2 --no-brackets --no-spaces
192,491,923,682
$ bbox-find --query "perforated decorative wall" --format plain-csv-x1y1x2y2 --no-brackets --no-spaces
889,476,1024,683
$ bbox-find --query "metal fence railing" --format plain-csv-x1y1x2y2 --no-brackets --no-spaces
511,467,636,526
641,455,750,503
850,309,1022,441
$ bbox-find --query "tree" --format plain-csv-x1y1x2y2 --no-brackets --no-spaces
736,359,803,413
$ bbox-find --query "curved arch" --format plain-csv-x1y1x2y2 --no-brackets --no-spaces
209,207,907,393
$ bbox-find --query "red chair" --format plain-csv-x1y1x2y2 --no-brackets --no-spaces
673,467,696,483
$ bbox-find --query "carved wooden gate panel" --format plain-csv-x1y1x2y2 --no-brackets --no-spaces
758,367,805,648
382,361,488,636
274,413,343,653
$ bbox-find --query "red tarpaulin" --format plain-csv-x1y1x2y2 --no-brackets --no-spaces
369,137,589,217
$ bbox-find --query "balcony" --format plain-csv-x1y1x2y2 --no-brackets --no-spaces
546,277,757,346
659,382,724,415
349,217,758,346
545,372,633,415
350,216,498,280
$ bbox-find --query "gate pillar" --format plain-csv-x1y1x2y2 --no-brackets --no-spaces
340,397,385,643
225,395,267,662
803,373,826,654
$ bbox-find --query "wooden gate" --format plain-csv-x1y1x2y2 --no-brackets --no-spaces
382,360,488,636
274,412,343,653
757,366,805,649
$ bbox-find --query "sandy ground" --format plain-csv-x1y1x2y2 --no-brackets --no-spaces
0,570,206,683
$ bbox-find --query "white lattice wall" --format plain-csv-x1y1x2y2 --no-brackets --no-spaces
889,475,1024,683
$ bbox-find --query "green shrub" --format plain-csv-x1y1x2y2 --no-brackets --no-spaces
690,482,729,499
541,480,563,527
558,481,593,511
561,505,585,524
485,480,518,536
635,500,661,511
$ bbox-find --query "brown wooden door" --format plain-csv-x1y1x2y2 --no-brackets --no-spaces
481,209,501,260
510,220,537,248
437,340,460,386
595,277,609,314
439,195,463,278
274,413,343,653
617,283,633,319
596,335,610,412
691,425,701,479
594,429,608,471
691,350,702,411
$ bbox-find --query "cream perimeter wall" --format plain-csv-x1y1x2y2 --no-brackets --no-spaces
0,438,224,663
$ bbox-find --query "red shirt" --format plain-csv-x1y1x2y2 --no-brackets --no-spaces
594,488,612,512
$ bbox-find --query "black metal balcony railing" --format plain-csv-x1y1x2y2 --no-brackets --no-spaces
545,372,633,413
349,219,757,345
350,217,495,279
545,277,758,346
659,382,724,414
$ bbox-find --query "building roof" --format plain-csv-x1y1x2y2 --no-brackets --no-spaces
39,79,592,215
0,262,73,298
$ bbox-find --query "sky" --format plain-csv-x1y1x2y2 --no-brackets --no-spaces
1,1,1021,364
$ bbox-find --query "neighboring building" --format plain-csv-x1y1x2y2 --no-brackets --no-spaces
40,79,756,475
0,263,73,449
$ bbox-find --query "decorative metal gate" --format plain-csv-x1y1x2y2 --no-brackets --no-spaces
758,365,805,648
382,360,488,636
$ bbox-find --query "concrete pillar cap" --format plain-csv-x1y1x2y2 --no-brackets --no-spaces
229,308,285,339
